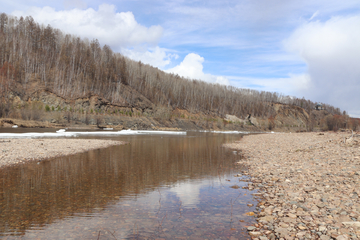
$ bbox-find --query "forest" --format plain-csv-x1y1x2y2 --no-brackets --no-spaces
0,13,344,124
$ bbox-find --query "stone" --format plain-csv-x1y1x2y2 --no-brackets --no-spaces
304,187,316,192
279,222,289,228
336,235,349,240
319,235,331,240
249,231,262,237
287,213,297,219
296,231,307,238
259,215,274,223
275,227,289,237
317,203,326,208
342,221,360,227
268,233,276,240
298,225,307,230
247,226,256,231
319,226,327,232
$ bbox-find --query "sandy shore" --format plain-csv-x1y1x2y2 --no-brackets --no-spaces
225,132,360,240
0,139,126,168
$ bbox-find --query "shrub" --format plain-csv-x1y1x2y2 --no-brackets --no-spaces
349,118,359,131
45,105,50,112
268,116,275,130
84,113,90,125
96,115,103,127
66,111,72,123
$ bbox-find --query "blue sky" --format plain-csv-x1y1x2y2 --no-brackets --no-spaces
1,0,360,116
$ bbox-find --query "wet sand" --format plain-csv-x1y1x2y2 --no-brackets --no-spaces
225,132,360,240
0,139,125,168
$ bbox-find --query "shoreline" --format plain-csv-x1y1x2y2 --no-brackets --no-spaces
0,139,126,168
225,132,360,240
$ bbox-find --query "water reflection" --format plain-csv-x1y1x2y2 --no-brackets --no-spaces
0,132,257,239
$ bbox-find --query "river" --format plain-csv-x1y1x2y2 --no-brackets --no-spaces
0,130,257,239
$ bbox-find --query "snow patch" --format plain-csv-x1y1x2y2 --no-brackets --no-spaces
0,129,186,138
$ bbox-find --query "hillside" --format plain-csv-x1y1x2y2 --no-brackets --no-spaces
0,13,351,131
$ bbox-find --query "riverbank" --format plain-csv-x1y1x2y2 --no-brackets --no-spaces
0,139,126,168
225,132,360,240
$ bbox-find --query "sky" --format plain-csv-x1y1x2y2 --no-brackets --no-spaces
1,0,360,116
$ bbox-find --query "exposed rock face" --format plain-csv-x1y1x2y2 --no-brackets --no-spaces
4,89,323,131
225,114,244,123
271,103,309,128
27,90,153,114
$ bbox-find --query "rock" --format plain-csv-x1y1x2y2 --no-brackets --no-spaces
303,216,313,222
296,231,307,238
298,225,307,230
320,235,331,240
224,114,244,123
249,231,262,237
342,221,360,227
287,213,297,219
268,233,276,240
246,212,255,216
336,235,349,240
319,226,327,232
304,187,316,192
275,227,289,237
317,203,326,208
247,226,257,231
259,215,274,223
279,222,289,228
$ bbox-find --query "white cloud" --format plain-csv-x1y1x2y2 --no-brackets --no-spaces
309,10,319,21
284,15,360,115
166,53,230,85
229,74,311,95
12,4,163,50
289,73,311,91
121,46,178,68
170,182,202,208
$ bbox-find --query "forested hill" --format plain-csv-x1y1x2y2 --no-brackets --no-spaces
0,13,346,131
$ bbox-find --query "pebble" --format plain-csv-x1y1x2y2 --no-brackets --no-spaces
247,226,256,231
225,132,360,240
0,139,125,168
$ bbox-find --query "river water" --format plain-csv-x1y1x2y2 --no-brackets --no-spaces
0,131,258,239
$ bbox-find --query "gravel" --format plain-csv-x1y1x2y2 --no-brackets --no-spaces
0,138,125,168
225,132,360,240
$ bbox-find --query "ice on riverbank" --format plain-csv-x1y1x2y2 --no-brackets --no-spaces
198,130,250,134
0,129,186,138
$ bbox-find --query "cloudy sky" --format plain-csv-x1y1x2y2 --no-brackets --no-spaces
1,0,360,116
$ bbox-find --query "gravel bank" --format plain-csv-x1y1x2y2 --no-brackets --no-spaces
225,132,360,240
0,139,125,168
